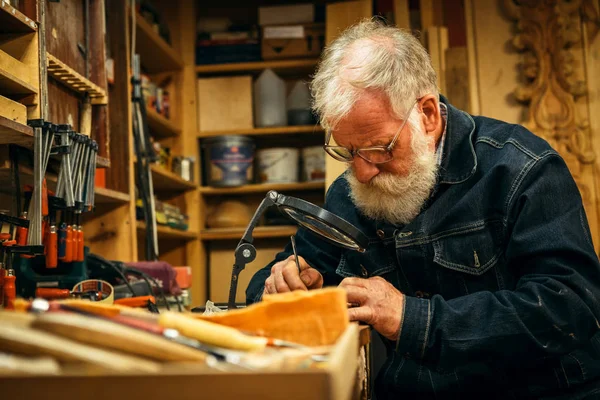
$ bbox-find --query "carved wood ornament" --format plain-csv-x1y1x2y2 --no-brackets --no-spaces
503,0,599,205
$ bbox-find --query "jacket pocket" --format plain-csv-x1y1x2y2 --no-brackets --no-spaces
336,239,397,278
432,220,504,276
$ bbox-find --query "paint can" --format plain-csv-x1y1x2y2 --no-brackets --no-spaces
202,136,254,187
301,146,325,181
257,147,299,183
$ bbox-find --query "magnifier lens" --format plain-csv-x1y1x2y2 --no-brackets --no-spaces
280,207,362,251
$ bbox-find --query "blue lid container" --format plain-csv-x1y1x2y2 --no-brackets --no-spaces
202,135,255,187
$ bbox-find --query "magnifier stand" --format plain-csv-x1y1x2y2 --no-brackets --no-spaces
228,191,279,310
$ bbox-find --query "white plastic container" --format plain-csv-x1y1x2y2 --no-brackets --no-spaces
253,69,287,127
287,80,316,126
257,148,299,183
302,146,325,181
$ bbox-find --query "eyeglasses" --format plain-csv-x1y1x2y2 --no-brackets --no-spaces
323,100,419,164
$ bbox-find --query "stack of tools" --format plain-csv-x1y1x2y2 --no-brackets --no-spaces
0,121,99,305
0,288,350,376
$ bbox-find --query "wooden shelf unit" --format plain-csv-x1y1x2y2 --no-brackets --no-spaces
46,53,107,103
149,164,197,192
0,2,37,33
0,116,34,147
199,181,325,195
200,225,297,241
0,50,38,96
146,107,181,138
94,187,131,204
198,125,324,138
137,221,198,240
134,11,183,73
195,59,318,76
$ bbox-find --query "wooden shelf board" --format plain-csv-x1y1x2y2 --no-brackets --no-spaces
198,125,324,138
200,225,297,241
136,221,198,240
195,59,318,76
94,187,130,204
199,181,325,195
0,115,34,147
149,164,197,192
47,53,107,101
146,107,181,138
96,156,110,168
0,51,37,95
0,2,37,33
134,11,183,73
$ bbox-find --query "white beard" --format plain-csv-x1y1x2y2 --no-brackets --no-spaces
346,122,439,225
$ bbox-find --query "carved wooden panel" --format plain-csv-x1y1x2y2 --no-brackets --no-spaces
504,0,600,251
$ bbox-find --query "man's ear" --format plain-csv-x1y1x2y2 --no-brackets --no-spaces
419,95,441,136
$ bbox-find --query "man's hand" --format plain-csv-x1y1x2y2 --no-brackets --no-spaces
339,276,405,341
263,255,324,296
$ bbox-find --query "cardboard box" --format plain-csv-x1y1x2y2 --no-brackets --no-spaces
1,324,360,400
258,4,314,26
197,76,254,132
261,23,325,60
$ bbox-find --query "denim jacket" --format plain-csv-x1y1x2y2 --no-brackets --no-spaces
246,97,600,399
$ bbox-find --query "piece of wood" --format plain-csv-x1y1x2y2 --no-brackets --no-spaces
32,312,207,362
45,0,86,77
426,26,448,94
82,203,136,262
198,125,324,138
136,221,198,241
0,114,34,146
197,75,253,132
134,10,183,73
196,59,318,77
46,53,107,99
444,47,470,112
199,181,325,196
149,163,197,192
0,94,26,123
0,1,38,33
0,310,36,327
0,323,161,372
0,48,37,95
94,187,131,204
463,0,480,116
394,0,411,29
197,288,350,347
201,226,298,241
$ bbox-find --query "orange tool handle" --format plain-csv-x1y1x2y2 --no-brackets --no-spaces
16,226,27,245
35,288,70,299
45,226,57,268
2,240,16,247
41,178,48,217
114,296,156,308
0,233,12,240
65,226,73,262
71,227,78,262
3,274,15,310
76,228,84,262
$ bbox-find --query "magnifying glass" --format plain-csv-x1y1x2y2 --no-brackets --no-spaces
228,190,368,309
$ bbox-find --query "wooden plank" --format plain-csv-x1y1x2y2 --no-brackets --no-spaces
89,0,109,162
464,0,480,115
0,115,34,146
146,107,182,138
0,1,38,33
393,0,410,30
195,59,318,76
45,0,86,77
83,203,137,262
198,125,324,138
46,53,107,99
197,76,253,132
426,26,448,94
201,225,298,241
134,10,183,73
94,187,131,204
148,164,197,192
445,47,470,111
0,48,37,95
47,79,80,132
419,0,443,31
199,181,325,195
136,221,198,241
0,94,26,124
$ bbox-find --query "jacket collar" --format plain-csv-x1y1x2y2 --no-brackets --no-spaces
437,95,477,185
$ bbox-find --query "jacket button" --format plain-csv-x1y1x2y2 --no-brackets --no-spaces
360,264,368,278
376,229,385,239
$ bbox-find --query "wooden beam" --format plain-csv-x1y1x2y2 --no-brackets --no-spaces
393,0,410,29
0,95,27,124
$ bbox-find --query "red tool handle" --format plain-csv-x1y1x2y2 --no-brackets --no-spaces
65,226,73,262
77,227,84,262
45,226,57,268
35,288,70,299
114,295,156,308
3,274,15,310
41,178,48,217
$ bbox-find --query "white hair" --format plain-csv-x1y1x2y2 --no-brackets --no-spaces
311,18,439,132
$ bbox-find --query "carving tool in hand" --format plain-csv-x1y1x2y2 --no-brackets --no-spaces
290,234,301,274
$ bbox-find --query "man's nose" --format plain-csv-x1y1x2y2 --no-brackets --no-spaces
353,157,380,183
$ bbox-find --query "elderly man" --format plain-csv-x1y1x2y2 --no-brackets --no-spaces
246,19,600,399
